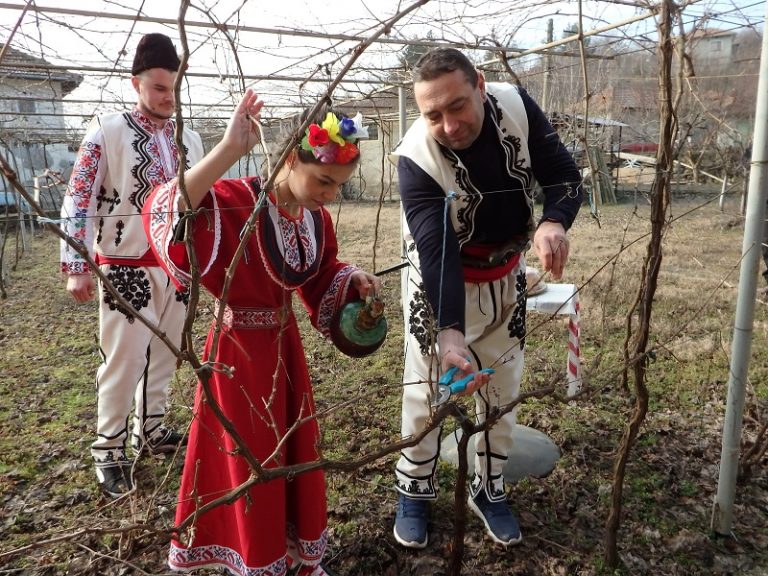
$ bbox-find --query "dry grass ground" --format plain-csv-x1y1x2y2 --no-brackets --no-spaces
1,195,767,575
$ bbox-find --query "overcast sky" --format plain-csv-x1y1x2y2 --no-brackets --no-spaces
1,0,764,129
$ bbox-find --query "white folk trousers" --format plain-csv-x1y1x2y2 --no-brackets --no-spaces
91,264,186,466
396,257,527,503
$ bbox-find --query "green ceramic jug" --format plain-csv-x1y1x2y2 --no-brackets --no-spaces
330,296,387,358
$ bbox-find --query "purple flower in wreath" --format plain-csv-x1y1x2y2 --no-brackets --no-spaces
313,143,338,163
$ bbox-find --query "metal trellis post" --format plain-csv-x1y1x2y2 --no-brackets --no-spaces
711,0,768,537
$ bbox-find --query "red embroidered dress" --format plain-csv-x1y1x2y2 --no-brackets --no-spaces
143,176,359,576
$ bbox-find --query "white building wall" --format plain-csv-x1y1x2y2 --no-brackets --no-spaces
0,77,77,211
354,120,399,202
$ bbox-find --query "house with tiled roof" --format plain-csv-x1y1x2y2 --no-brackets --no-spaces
686,28,738,71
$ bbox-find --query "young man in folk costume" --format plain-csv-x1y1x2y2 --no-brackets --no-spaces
392,48,583,548
60,33,204,498
143,91,379,576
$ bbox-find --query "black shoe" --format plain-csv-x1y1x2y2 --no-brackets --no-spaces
132,425,188,457
96,463,133,499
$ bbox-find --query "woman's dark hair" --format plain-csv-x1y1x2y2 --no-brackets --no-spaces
413,47,478,87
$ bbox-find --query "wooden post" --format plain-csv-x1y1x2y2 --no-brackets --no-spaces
718,174,728,211
741,176,749,216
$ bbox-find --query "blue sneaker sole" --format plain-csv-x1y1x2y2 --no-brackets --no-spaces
393,524,429,549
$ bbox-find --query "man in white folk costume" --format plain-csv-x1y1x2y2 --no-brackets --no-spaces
60,33,204,498
392,47,583,548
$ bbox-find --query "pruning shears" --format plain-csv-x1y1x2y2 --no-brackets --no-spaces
431,365,495,407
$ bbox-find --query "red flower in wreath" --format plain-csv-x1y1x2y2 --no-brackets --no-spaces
335,142,359,164
307,124,329,147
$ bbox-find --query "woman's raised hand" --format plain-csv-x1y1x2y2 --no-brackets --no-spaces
177,89,266,209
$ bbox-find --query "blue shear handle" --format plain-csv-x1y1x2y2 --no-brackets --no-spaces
441,367,496,395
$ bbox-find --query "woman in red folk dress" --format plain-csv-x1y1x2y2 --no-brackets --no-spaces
142,90,380,576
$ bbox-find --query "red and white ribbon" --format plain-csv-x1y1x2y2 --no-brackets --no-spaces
566,294,582,397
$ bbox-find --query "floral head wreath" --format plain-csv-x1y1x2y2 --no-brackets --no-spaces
300,112,369,165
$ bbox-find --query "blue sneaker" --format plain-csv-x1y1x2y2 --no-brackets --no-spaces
393,493,429,548
468,490,523,546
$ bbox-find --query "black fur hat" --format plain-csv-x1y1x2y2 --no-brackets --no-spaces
131,33,181,75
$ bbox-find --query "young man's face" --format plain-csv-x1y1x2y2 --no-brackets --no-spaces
414,68,487,151
131,68,178,123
